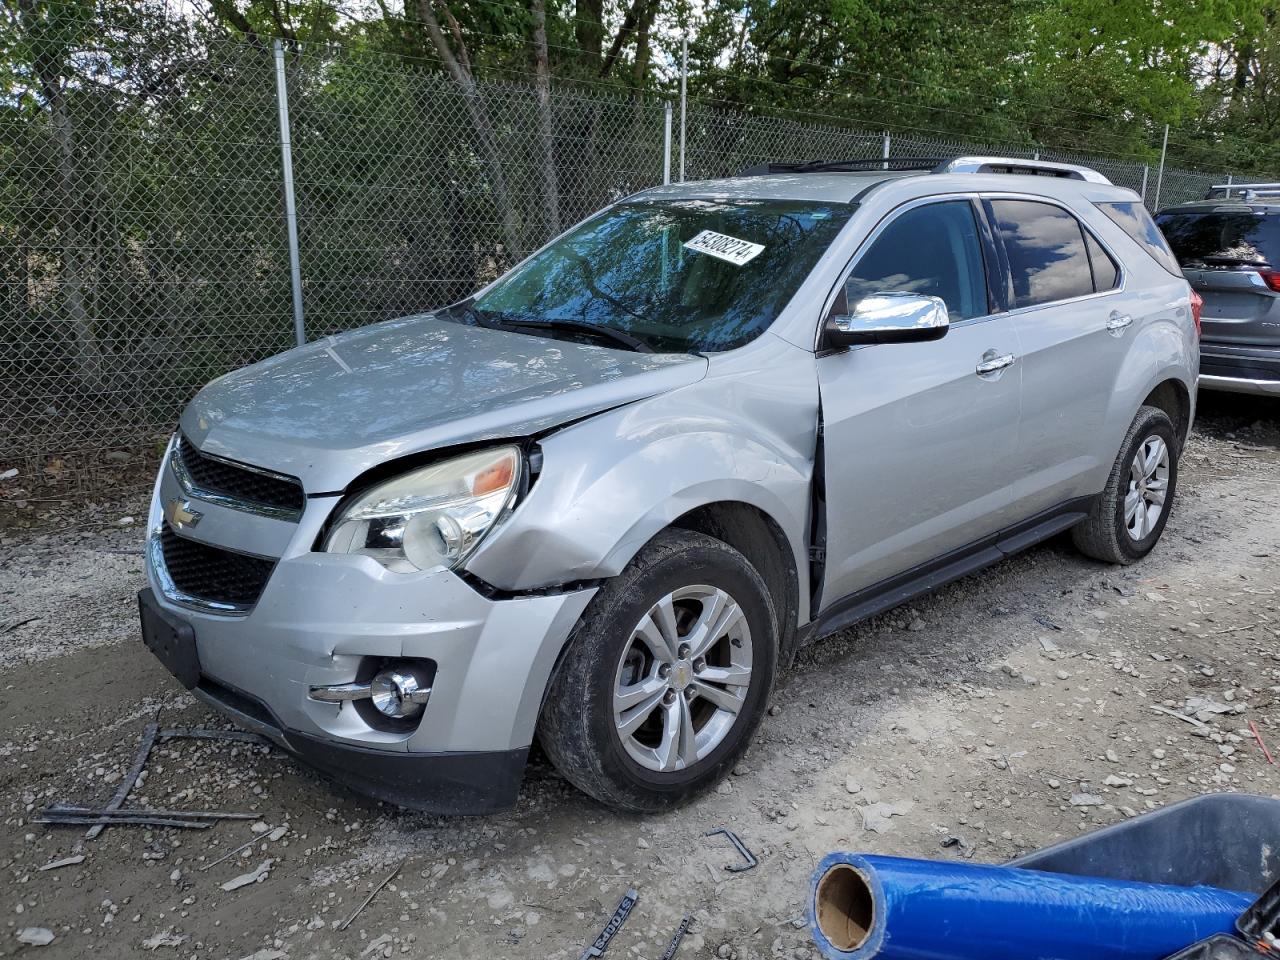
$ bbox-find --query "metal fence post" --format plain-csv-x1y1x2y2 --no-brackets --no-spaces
1153,124,1169,212
1140,164,1149,206
273,40,306,347
663,102,673,185
881,131,890,170
679,34,688,183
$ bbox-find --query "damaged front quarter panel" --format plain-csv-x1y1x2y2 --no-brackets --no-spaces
464,333,822,627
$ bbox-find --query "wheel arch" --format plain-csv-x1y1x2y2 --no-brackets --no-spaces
1141,377,1192,450
669,501,802,668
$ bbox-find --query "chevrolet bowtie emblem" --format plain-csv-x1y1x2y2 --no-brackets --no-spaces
164,498,203,529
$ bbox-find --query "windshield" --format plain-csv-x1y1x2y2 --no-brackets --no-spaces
1154,209,1280,268
458,199,853,352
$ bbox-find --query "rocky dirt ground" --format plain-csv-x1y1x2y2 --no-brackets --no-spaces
2,391,1279,960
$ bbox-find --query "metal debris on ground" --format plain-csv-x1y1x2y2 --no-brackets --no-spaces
36,804,254,830
656,913,693,960
43,721,272,839
157,726,273,747
36,812,217,829
337,857,406,932
47,804,255,821
1034,616,1063,631
579,887,638,959
705,827,759,872
85,720,158,839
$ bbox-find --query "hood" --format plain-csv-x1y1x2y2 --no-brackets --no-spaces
180,314,706,492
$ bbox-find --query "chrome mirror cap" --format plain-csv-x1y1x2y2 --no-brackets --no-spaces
827,292,950,347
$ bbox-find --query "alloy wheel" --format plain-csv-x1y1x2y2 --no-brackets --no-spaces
1125,434,1170,541
611,584,753,772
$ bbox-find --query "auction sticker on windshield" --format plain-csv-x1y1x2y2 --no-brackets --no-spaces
683,230,765,266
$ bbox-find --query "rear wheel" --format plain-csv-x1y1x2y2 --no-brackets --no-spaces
539,530,777,812
1072,405,1179,564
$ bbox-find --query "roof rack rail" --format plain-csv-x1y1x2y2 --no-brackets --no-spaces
934,156,1112,184
738,157,948,176
1207,183,1280,202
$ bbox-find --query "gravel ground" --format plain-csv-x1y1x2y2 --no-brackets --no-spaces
2,391,1279,960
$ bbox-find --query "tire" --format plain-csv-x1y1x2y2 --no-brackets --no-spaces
539,529,778,812
1072,405,1179,565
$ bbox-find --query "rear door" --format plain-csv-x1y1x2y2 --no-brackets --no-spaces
985,196,1136,516
1153,205,1280,349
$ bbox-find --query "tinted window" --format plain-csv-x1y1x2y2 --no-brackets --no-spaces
990,199,1095,307
1153,210,1280,269
1097,201,1182,275
466,199,852,352
845,201,988,321
1085,231,1120,291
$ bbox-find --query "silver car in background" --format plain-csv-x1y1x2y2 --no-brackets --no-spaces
140,156,1199,814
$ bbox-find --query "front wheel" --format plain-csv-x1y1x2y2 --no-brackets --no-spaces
1072,405,1179,564
539,530,777,812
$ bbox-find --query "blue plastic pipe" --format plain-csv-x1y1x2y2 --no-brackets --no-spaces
809,853,1254,960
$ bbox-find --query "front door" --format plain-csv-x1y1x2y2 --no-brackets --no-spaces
817,197,1022,607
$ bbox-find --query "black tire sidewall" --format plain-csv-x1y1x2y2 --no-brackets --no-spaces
550,533,777,810
1111,411,1178,561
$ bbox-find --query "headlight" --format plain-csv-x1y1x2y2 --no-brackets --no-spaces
324,446,522,573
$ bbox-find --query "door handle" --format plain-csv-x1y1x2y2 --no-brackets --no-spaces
1106,312,1134,335
975,352,1016,376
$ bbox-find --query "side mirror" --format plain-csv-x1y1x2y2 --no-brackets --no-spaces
825,292,950,347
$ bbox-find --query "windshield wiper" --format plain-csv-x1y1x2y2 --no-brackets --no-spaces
502,318,655,353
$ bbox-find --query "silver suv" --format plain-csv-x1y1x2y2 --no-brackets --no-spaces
1156,184,1280,396
139,156,1199,814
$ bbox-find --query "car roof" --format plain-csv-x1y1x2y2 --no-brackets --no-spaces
632,171,915,204
630,162,1141,207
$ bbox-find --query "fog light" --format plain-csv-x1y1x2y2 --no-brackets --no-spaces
369,666,432,719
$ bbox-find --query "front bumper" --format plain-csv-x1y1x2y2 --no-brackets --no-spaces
142,454,596,813
184,667,527,814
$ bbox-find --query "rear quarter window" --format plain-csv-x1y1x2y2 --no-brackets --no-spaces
1096,201,1183,276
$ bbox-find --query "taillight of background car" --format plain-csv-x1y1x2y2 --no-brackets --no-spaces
1190,287,1203,336
1256,268,1280,292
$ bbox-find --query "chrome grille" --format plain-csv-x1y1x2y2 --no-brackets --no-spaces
175,437,304,519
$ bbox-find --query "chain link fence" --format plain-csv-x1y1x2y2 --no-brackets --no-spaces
0,10,1268,496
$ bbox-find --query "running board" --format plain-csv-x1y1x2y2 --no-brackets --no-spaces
810,500,1091,642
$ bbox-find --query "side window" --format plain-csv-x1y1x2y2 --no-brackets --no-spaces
989,199,1095,307
844,200,988,321
1084,230,1120,292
